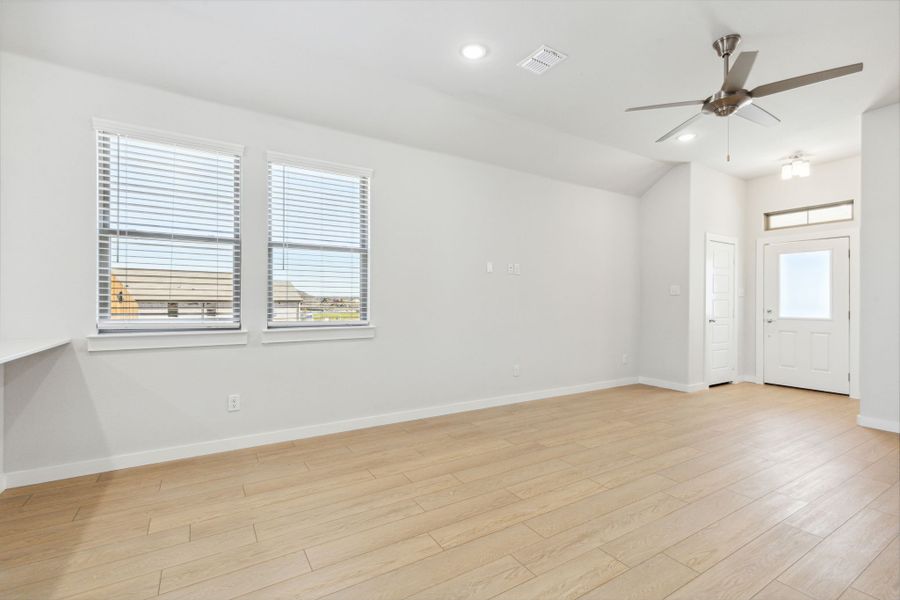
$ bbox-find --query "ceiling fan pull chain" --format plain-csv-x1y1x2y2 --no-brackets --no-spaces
726,116,731,162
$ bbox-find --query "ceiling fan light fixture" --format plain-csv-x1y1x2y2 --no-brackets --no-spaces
781,157,811,180
677,133,696,142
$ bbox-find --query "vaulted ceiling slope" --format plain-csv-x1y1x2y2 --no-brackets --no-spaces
1,1,897,195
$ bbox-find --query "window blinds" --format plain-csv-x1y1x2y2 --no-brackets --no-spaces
267,154,370,327
97,122,242,331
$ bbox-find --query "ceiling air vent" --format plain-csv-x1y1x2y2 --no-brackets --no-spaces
518,45,567,74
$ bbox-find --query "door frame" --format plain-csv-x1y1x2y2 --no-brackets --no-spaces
754,227,859,397
705,233,738,386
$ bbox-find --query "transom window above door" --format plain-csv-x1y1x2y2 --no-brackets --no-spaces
765,200,853,231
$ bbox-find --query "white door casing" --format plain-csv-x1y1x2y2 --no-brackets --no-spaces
763,237,850,394
706,236,737,385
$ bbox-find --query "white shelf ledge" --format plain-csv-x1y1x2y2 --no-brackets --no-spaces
261,325,376,344
0,338,71,365
87,329,248,352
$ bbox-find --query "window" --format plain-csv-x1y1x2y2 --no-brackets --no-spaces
765,201,853,231
267,153,371,327
96,120,242,332
779,250,832,319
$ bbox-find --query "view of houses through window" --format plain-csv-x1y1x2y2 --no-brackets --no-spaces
97,124,242,331
97,125,370,332
267,156,370,326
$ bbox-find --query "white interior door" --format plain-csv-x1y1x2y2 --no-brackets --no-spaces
706,238,736,385
764,237,850,394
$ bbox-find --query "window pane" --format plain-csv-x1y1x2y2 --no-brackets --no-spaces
779,250,831,319
271,248,363,323
768,211,808,230
808,203,852,224
97,129,241,330
268,159,369,327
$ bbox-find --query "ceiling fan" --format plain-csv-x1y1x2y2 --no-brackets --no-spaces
626,34,863,144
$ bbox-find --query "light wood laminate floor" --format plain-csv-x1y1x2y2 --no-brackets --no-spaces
1,383,898,600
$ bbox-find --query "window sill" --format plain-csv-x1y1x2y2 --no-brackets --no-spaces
261,325,376,345
87,329,248,352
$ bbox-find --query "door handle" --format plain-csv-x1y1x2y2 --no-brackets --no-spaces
708,319,716,323
766,318,774,323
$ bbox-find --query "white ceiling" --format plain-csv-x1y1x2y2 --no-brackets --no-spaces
1,0,897,195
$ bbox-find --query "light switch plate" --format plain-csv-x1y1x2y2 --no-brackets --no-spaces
669,285,681,296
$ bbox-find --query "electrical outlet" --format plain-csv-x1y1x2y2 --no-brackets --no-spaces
227,394,240,412
513,263,521,275
513,364,520,377
622,353,629,365
507,263,515,274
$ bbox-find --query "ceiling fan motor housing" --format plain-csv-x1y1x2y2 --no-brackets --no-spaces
703,89,753,117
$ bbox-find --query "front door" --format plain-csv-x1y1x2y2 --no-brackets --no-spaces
763,237,850,394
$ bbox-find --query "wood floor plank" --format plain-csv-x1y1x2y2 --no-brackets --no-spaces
156,550,310,600
751,580,815,600
665,492,807,572
784,475,891,537
429,479,601,548
601,488,752,566
0,526,256,600
403,555,533,600
316,525,541,600
779,509,898,600
305,488,520,567
234,534,442,600
524,474,676,537
870,482,900,516
490,548,627,600
666,523,821,600
851,536,900,600
514,491,685,574
577,553,697,600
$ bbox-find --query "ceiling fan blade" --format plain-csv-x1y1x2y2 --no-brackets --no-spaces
625,100,704,112
750,63,863,98
655,113,703,143
722,51,758,92
737,102,781,126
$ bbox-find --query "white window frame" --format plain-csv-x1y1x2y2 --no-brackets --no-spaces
265,152,373,334
764,200,854,231
94,118,244,333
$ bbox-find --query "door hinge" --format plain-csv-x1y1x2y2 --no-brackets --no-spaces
848,373,851,382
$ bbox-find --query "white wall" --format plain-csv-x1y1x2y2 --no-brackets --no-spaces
860,103,900,432
638,163,746,391
688,163,746,388
742,156,861,392
0,53,642,482
638,164,691,387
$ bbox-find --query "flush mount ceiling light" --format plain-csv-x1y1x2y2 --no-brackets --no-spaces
460,43,488,61
677,133,696,142
781,154,811,179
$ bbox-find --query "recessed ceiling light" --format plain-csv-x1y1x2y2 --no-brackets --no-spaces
460,43,488,61
677,133,696,142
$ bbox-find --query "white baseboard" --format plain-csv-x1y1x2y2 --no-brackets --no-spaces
3,376,639,488
637,377,706,393
734,375,762,384
0,473,6,494
857,414,900,433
